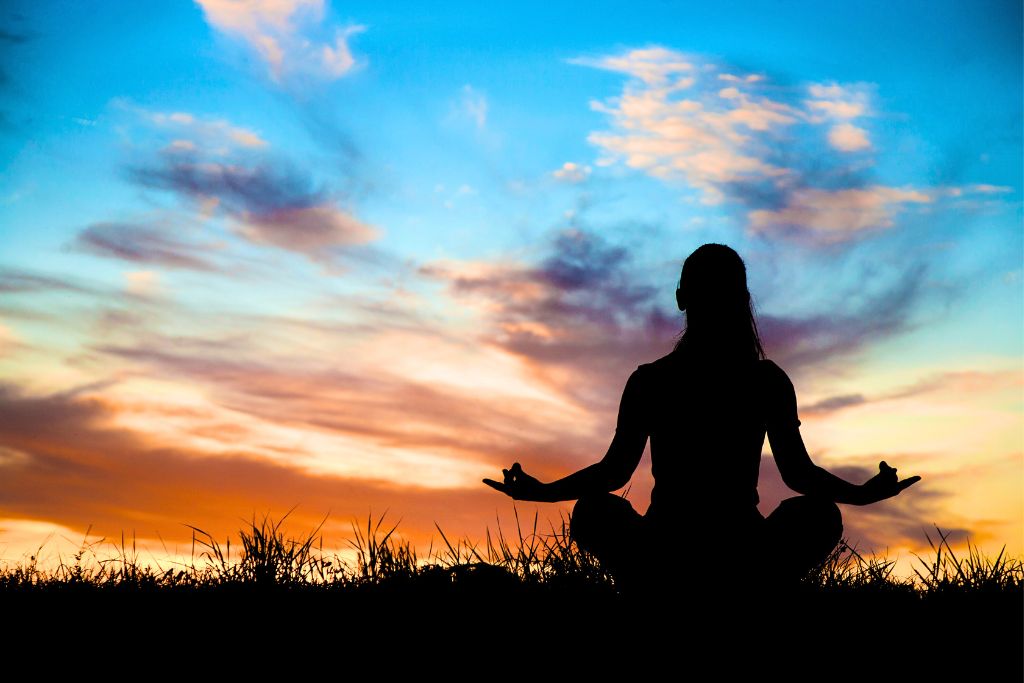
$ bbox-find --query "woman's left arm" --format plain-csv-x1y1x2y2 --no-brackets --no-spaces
483,368,649,502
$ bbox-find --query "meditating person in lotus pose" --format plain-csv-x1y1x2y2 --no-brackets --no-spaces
483,243,921,596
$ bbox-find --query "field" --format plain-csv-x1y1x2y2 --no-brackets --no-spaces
2,511,1020,674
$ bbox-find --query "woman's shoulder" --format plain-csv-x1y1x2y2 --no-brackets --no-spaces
635,350,685,377
757,357,794,385
634,352,793,383
623,352,678,391
757,356,786,376
757,357,786,375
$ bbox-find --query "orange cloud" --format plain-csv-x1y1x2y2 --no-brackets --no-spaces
0,382,572,551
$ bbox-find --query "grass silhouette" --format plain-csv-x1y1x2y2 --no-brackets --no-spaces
2,508,1020,599
1,510,1019,674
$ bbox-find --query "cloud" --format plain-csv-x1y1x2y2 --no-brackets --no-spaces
577,48,1001,244
748,186,931,242
149,109,267,149
425,228,940,409
828,122,871,152
89,329,597,483
320,24,365,78
424,229,682,408
457,85,488,129
128,154,378,263
0,382,526,548
74,222,222,272
0,374,996,565
803,394,867,414
805,82,872,121
118,103,377,265
235,204,375,256
0,268,99,295
552,162,591,184
967,184,1013,195
0,323,24,357
759,263,928,372
123,271,161,297
570,47,695,87
581,49,798,206
195,0,365,83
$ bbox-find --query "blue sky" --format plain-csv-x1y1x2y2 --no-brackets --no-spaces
0,1,1020,567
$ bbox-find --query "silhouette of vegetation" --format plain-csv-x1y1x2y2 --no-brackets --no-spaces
2,511,1019,675
1,511,1019,599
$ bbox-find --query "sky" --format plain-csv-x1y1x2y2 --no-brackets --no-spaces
0,0,1021,574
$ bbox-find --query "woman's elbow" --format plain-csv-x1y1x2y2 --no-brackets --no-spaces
779,467,815,495
599,461,634,492
607,472,632,492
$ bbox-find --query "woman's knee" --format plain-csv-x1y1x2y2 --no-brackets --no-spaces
570,493,616,542
807,497,843,545
764,497,843,581
770,496,843,545
569,493,638,548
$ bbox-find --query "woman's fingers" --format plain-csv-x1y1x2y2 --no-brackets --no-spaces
487,463,534,499
897,476,922,492
503,463,525,485
879,461,897,477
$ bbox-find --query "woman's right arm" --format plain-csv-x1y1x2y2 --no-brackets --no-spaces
483,367,649,503
764,362,920,505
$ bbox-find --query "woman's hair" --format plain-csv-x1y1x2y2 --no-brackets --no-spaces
674,243,765,362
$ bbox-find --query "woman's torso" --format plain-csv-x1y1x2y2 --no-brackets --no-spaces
636,350,782,534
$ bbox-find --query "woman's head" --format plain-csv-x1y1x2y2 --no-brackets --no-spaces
674,243,765,361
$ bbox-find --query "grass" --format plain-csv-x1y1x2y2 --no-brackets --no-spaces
1,510,1019,672
1,509,1019,597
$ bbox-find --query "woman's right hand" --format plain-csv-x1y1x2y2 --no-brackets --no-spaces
483,462,549,502
857,461,921,505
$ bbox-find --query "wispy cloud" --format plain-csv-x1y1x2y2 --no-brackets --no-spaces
195,0,365,83
804,82,871,120
552,162,591,184
802,393,867,415
73,222,223,272
0,268,100,295
149,109,267,149
457,85,488,129
422,230,675,406
423,226,945,407
576,47,1005,244
748,186,931,243
128,149,378,265
111,104,379,267
759,263,928,373
571,47,696,87
0,382,522,547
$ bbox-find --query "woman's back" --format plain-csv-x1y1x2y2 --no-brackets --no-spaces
625,349,798,536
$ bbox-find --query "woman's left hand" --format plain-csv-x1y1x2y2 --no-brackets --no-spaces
858,460,921,504
483,462,548,501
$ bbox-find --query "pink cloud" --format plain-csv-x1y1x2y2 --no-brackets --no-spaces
748,186,931,241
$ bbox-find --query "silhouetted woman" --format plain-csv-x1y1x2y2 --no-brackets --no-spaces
484,243,920,596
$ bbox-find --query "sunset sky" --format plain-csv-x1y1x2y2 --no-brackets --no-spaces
1,1,1021,573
